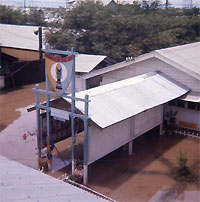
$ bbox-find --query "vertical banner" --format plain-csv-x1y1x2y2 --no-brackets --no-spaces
45,53,74,96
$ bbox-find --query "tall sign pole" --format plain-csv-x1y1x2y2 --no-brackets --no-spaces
34,47,90,184
71,47,76,176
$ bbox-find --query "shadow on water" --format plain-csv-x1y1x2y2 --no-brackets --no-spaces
0,86,24,95
88,126,186,190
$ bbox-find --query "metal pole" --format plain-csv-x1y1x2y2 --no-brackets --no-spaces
71,48,76,176
35,84,41,159
166,0,169,9
83,94,89,185
45,60,51,168
39,27,43,60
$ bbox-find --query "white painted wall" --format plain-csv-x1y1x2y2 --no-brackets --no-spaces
165,105,200,131
133,105,163,138
100,58,200,92
88,119,130,165
88,106,163,165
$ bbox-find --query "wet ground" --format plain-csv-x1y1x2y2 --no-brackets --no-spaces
88,131,200,201
0,83,199,201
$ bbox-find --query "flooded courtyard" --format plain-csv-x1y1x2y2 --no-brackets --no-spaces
0,83,199,201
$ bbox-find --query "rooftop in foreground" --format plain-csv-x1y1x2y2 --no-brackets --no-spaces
0,155,108,202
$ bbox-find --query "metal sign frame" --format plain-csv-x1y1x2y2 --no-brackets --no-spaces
33,47,90,184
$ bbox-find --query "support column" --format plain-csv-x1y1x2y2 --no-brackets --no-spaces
160,123,163,136
128,140,133,156
45,61,51,169
35,84,41,159
83,94,89,185
71,116,75,176
83,165,88,185
160,105,164,136
71,48,76,176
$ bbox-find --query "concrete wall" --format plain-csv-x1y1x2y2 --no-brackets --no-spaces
100,58,200,92
88,105,163,165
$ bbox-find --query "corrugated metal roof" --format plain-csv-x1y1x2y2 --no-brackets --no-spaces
0,155,107,202
66,71,189,129
155,42,200,80
0,24,106,73
76,54,106,73
84,42,200,80
0,23,41,50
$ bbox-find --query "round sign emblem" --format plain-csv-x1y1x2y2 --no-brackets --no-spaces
50,62,67,82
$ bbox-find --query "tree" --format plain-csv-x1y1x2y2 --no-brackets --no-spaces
45,1,200,61
0,5,27,24
27,8,47,26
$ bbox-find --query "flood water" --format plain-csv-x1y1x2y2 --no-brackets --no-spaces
0,83,199,201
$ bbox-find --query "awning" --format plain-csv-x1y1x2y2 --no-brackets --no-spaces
180,91,200,103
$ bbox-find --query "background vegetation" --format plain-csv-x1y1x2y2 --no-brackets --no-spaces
0,1,200,61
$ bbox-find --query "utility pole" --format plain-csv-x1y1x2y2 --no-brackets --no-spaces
166,0,169,10
24,0,26,9
39,27,43,60
34,27,43,60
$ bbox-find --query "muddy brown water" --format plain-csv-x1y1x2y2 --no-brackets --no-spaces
0,83,199,202
0,82,46,131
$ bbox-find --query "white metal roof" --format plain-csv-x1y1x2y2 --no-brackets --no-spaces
0,155,107,202
155,42,200,80
76,54,106,73
84,42,200,80
0,24,106,73
181,91,200,103
0,23,41,51
65,71,189,129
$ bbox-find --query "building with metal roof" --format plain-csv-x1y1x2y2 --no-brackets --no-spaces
79,42,200,132
0,23,113,72
67,71,189,129
83,42,200,80
0,23,115,89
0,155,109,202
37,70,189,184
62,71,189,181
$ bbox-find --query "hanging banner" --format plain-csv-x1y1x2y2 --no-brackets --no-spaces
45,53,74,96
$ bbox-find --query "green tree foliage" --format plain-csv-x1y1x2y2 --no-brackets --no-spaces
0,5,46,26
45,1,200,61
0,5,27,24
27,8,47,26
